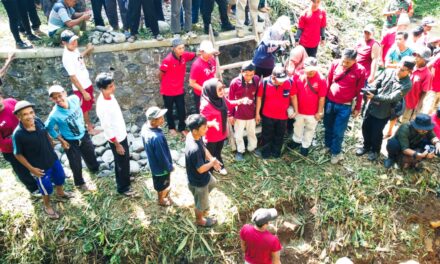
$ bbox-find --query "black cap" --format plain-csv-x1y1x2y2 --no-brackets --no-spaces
401,56,416,71
411,114,435,130
272,66,288,82
241,62,255,71
412,25,424,36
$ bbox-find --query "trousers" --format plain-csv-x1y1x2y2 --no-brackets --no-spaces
261,116,286,158
323,100,352,155
109,138,131,193
163,94,186,132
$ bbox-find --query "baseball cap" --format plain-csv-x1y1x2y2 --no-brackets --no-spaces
400,56,416,70
145,106,168,120
304,57,318,72
48,85,65,96
252,208,278,226
412,45,432,62
422,17,436,27
61,30,79,43
199,40,217,54
13,100,35,115
241,62,256,71
272,66,288,83
172,38,185,48
363,24,375,34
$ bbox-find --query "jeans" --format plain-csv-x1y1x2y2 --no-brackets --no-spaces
206,140,225,168
163,94,186,131
109,138,131,193
323,100,352,155
192,0,202,24
261,116,286,158
128,0,160,36
193,93,201,113
361,113,389,153
65,133,100,186
3,152,38,193
171,0,192,33
201,0,230,30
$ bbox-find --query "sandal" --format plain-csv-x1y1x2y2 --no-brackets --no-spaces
158,198,172,207
44,207,60,220
121,189,137,197
197,217,217,227
56,191,74,199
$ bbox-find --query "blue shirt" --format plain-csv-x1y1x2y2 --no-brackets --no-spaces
48,0,75,34
386,46,413,64
141,125,173,177
252,27,286,69
45,95,85,140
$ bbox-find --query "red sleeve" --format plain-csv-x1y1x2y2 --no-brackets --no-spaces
408,1,413,12
422,72,432,92
298,12,306,30
200,99,214,121
327,62,336,87
354,67,366,111
159,56,169,72
239,226,247,240
433,116,440,138
271,237,282,252
257,81,264,97
228,80,237,100
184,51,197,61
290,77,297,95
190,61,200,81
318,76,328,97
321,10,327,28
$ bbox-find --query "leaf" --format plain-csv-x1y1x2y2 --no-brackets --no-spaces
199,235,213,255
175,235,189,255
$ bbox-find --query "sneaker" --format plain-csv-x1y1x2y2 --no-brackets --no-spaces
31,190,42,198
236,29,245,38
300,147,309,157
26,34,41,41
367,152,378,161
185,31,197,38
356,147,368,156
219,168,228,175
384,158,395,169
155,34,164,41
33,29,47,37
235,152,245,161
79,183,96,192
121,189,137,197
127,35,137,43
16,41,33,49
253,149,262,158
287,141,301,150
330,154,343,164
221,23,235,31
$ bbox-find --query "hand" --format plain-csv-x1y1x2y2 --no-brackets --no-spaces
82,91,91,101
416,150,428,160
115,143,125,155
86,43,94,52
365,92,374,100
352,110,360,118
30,167,44,177
7,52,15,61
228,117,235,126
240,97,252,105
61,140,70,150
314,112,323,121
82,12,92,20
208,119,220,131
288,112,297,119
367,75,375,84
435,142,440,155
283,40,290,47
426,152,435,159
256,114,261,125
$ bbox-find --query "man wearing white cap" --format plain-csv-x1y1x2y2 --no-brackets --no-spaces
12,100,73,220
356,25,381,84
189,40,218,112
240,208,282,264
421,17,437,46
141,106,174,206
61,30,99,135
45,85,99,191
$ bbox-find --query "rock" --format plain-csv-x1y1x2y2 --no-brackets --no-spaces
335,257,354,264
131,152,141,161
99,162,110,171
140,151,147,159
177,156,185,167
138,159,148,166
130,160,140,174
112,32,126,43
92,133,107,146
92,38,100,45
158,20,170,33
97,156,103,163
97,170,112,178
102,149,114,163
95,146,106,155
131,138,144,152
130,125,139,134
282,221,298,231
171,150,180,161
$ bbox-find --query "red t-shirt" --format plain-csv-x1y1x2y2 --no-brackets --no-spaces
432,114,440,138
380,28,396,62
432,55,440,93
190,57,217,96
298,8,327,48
257,78,294,120
200,97,235,143
0,98,19,153
327,60,366,111
292,71,327,115
160,51,196,96
240,224,282,264
405,66,432,109
356,38,378,78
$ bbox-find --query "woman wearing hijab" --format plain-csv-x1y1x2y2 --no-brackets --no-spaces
200,78,251,175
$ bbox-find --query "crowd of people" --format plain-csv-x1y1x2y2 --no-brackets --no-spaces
1,0,440,262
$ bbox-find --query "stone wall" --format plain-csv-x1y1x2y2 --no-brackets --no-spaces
0,38,256,126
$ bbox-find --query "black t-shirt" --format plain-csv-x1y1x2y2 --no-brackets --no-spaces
185,133,211,187
13,117,58,170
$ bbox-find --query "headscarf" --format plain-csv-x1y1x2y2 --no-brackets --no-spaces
202,78,228,133
286,45,308,76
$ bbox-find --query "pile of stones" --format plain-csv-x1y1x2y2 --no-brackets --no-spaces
88,26,127,45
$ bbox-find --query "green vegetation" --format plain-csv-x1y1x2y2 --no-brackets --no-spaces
413,0,440,17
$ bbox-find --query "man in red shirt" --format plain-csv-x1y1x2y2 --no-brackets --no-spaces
189,40,218,113
423,51,440,114
228,62,260,161
433,108,440,138
0,94,39,195
240,208,282,264
324,49,366,164
255,66,297,159
402,46,432,123
159,38,196,136
356,25,381,84
295,0,326,57
288,57,327,156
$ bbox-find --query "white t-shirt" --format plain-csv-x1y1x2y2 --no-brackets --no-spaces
96,93,127,143
62,47,92,91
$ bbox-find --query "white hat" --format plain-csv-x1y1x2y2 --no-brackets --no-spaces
145,106,168,120
48,85,65,96
199,40,217,54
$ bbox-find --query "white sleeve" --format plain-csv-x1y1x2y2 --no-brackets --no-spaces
62,53,77,77
97,103,117,141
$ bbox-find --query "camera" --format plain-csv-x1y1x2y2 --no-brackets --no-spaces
425,145,436,153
